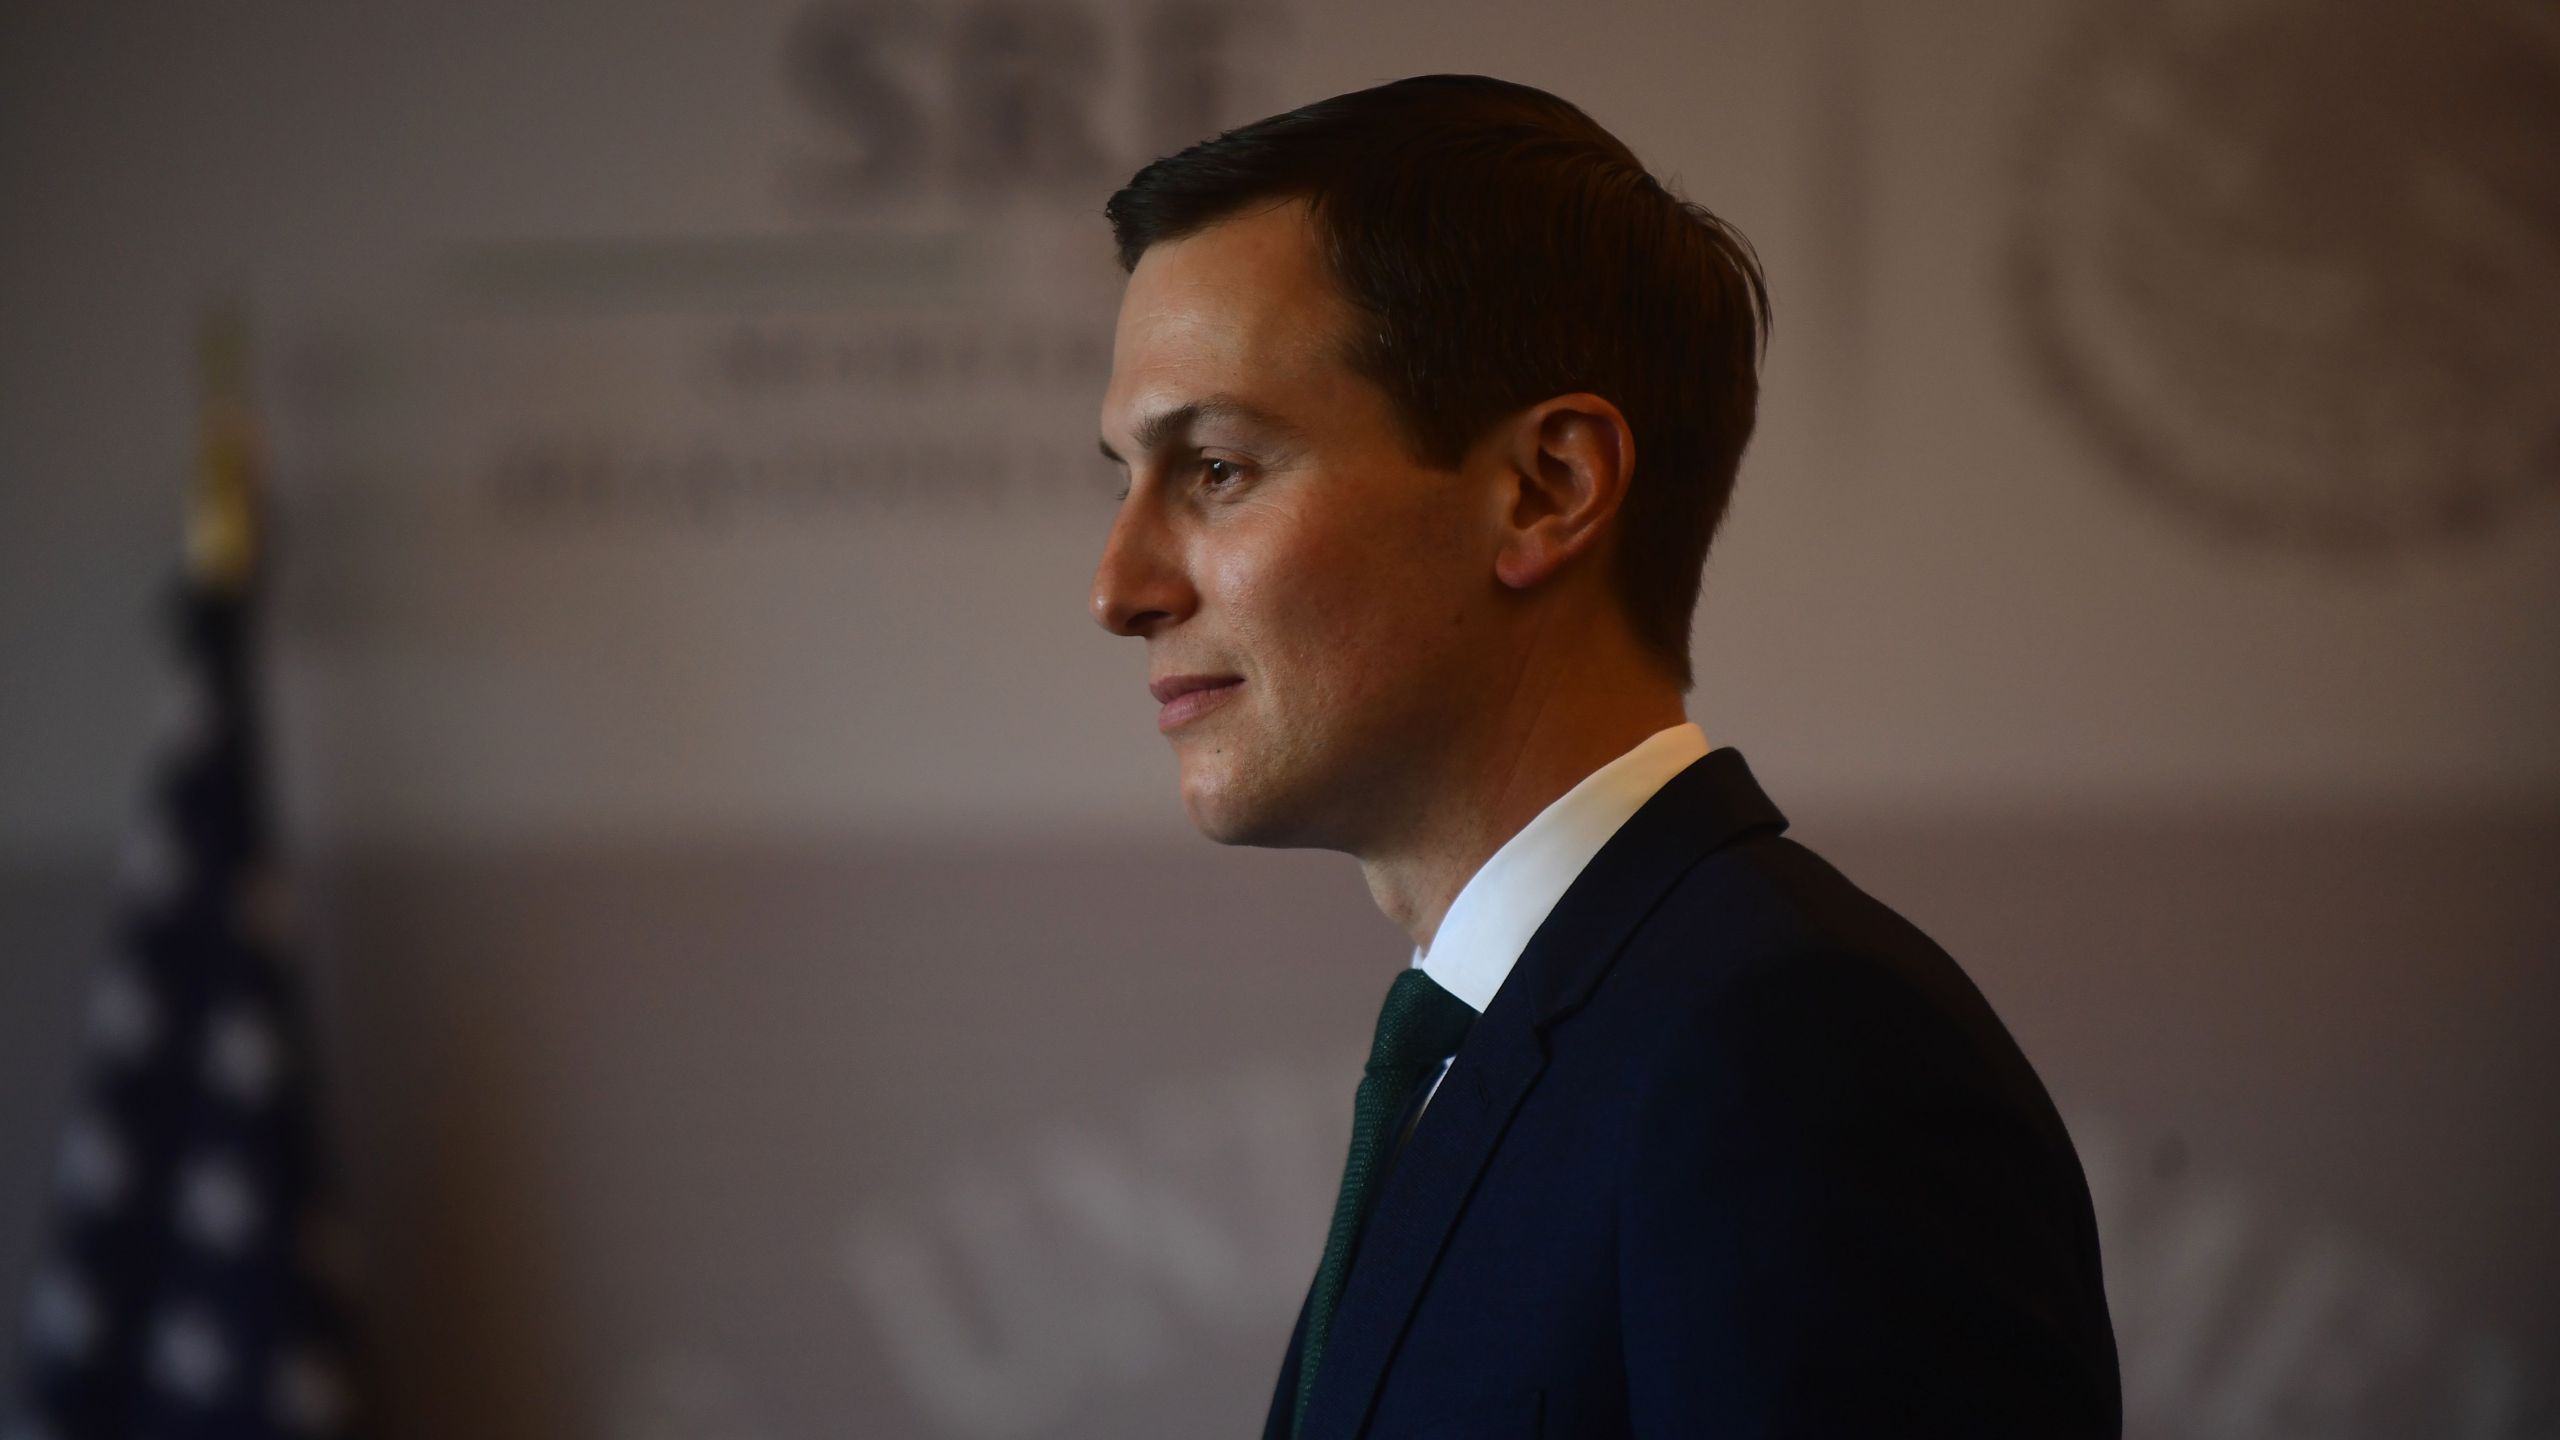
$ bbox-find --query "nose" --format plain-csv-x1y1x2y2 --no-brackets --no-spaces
1089,499,1193,637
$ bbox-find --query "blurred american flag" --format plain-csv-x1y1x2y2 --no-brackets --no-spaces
9,305,363,1440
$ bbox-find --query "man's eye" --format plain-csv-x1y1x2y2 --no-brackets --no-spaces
1202,458,1244,488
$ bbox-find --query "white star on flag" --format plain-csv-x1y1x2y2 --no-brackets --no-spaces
24,1269,100,1361
177,1156,262,1255
206,1006,285,1104
85,963,161,1062
54,1114,129,1213
149,1307,233,1405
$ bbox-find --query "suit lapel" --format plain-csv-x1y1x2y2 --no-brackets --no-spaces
1265,1280,1313,1440
1296,748,1787,1439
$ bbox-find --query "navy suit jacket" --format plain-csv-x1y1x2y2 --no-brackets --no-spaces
1265,748,2121,1438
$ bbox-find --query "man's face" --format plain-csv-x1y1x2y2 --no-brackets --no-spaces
1092,200,1502,850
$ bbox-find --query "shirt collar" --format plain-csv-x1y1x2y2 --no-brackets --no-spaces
1413,722,1711,1013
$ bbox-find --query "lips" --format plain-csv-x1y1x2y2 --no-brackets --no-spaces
1150,673,1243,732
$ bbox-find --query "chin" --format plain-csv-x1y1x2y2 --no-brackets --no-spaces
1178,761,1310,849
1180,782,1271,848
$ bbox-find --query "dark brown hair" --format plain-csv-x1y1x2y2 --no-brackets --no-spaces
1105,74,1770,687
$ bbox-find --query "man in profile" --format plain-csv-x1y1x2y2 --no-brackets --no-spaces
1089,75,2120,1438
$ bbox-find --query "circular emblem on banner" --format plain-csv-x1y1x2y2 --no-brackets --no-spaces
2010,0,2560,552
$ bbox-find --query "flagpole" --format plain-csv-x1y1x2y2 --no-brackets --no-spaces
188,298,260,597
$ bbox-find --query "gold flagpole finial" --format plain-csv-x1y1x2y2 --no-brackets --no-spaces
188,295,261,593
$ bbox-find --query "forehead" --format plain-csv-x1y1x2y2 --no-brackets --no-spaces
1103,200,1356,432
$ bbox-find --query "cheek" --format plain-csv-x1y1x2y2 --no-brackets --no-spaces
1208,523,1371,684
1211,500,1478,704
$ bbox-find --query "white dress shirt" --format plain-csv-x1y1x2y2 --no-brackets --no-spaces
1409,721,1711,1112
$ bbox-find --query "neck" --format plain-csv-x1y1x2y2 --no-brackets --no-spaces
1356,645,1687,952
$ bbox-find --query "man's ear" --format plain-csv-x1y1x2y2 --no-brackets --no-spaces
1491,393,1635,591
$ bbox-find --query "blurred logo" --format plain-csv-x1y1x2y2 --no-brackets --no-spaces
779,0,1290,211
2009,0,2560,554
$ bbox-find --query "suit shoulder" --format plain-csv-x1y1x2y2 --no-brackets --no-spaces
1592,839,2124,1431
1598,830,2073,1153
1649,830,1955,992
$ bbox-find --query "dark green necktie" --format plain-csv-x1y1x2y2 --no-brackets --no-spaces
1295,968,1478,1435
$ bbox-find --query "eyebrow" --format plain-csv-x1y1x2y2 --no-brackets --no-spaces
1097,396,1302,465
